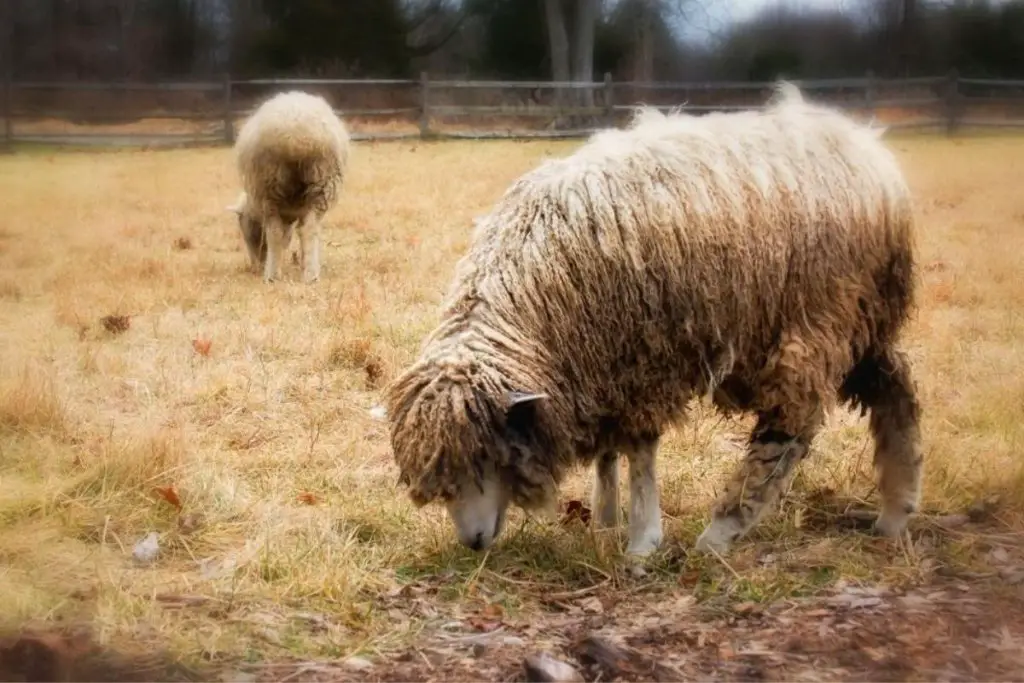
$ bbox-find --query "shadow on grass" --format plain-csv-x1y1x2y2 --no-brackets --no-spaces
0,629,202,683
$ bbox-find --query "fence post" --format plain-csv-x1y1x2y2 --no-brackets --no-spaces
222,73,234,144
419,71,431,139
603,72,614,128
864,69,876,124
2,24,11,153
944,68,960,136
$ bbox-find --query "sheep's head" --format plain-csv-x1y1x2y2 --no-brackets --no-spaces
226,192,267,265
383,363,559,551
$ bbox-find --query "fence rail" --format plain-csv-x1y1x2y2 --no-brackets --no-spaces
2,70,1024,150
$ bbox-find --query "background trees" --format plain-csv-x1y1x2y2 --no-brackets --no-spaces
6,0,1024,81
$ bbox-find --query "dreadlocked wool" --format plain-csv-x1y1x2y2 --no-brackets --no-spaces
384,83,917,524
228,90,350,282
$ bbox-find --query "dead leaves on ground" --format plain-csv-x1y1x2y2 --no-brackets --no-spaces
467,602,505,633
153,485,182,511
560,500,592,527
100,314,131,335
191,337,212,357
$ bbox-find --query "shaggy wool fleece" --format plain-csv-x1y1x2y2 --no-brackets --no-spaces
234,90,350,222
384,83,916,510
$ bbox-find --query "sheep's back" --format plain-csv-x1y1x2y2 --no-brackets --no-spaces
451,96,915,434
235,91,350,217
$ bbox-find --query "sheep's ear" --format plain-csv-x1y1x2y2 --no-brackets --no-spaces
508,391,548,406
505,391,548,439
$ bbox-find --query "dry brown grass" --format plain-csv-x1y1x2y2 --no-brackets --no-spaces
0,133,1022,675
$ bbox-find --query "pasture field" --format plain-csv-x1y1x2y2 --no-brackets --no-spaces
0,134,1023,680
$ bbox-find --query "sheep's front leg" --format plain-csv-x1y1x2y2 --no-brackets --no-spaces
625,437,662,558
695,411,820,555
591,451,620,529
297,214,322,283
262,214,291,283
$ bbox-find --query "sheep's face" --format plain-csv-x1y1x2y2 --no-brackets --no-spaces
226,193,267,266
237,213,267,263
444,462,512,551
386,378,554,552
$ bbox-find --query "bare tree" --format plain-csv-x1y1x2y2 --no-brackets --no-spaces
634,0,655,98
543,0,572,97
543,0,599,123
573,0,598,107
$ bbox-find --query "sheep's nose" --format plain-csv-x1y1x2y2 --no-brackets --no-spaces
468,532,484,551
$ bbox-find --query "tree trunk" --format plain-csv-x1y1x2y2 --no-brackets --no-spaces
572,0,597,111
543,0,571,114
633,0,654,102
899,0,916,76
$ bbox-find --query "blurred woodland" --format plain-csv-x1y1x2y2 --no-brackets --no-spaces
3,0,1024,83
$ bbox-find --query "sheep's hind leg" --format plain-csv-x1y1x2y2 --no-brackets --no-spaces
696,410,821,555
297,213,322,283
591,451,620,529
840,347,923,539
625,437,662,558
262,214,291,283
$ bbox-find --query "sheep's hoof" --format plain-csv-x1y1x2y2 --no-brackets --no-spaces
626,562,648,579
694,517,744,555
624,536,662,579
874,506,912,538
623,551,653,578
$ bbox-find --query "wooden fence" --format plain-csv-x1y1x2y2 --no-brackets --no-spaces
2,70,1024,149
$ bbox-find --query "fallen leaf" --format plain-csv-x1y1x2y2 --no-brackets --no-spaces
155,594,210,608
178,512,203,534
560,500,592,526
480,602,505,620
733,601,761,616
100,314,131,335
154,486,182,510
297,491,318,505
192,338,213,357
932,513,970,529
341,657,373,672
467,617,503,633
580,596,604,614
988,547,1010,564
999,568,1024,585
679,569,702,587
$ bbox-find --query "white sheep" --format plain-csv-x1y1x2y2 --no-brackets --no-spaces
381,83,921,564
228,90,350,283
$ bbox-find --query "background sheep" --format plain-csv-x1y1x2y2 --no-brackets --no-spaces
382,83,921,563
228,90,350,283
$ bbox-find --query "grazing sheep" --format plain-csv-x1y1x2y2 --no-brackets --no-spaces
228,90,350,283
381,83,921,561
